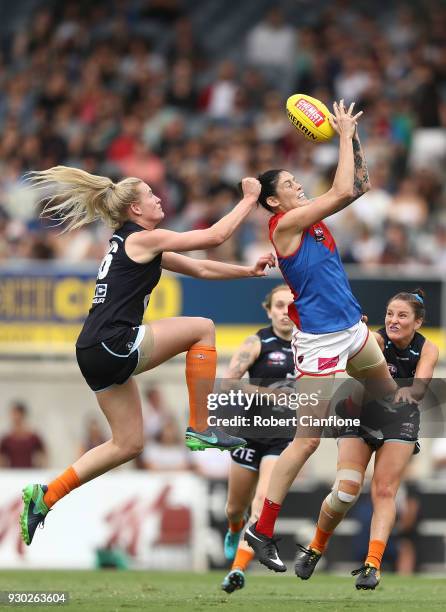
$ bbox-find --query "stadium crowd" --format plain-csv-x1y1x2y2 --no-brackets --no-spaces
0,0,444,268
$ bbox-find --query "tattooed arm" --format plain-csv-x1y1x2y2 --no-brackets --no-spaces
221,335,291,398
329,130,371,213
225,335,261,380
351,130,371,201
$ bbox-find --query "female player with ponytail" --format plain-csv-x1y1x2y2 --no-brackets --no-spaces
19,167,274,546
295,289,438,590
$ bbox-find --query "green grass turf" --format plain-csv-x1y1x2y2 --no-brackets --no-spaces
0,571,445,612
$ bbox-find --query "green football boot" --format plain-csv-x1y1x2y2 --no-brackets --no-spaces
20,484,50,545
185,427,246,451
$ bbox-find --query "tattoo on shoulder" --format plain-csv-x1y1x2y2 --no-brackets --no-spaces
244,335,259,345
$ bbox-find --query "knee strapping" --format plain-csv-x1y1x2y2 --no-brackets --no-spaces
325,466,364,514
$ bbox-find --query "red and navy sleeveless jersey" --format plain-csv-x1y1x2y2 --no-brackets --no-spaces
76,221,162,348
268,213,361,334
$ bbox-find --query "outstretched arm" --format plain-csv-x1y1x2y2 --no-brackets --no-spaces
162,251,276,279
351,130,371,201
275,100,361,234
395,340,439,404
126,178,261,263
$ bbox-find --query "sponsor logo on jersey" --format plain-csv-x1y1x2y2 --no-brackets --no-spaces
387,362,398,377
295,98,326,126
267,351,286,365
318,355,339,371
92,283,108,304
313,225,325,242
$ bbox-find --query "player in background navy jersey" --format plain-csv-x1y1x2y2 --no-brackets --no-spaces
19,166,275,546
295,289,438,590
220,285,295,593
245,101,400,572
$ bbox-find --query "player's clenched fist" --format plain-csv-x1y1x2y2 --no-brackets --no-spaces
241,177,261,202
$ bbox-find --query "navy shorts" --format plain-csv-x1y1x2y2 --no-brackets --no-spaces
338,400,420,454
76,326,145,392
230,438,290,471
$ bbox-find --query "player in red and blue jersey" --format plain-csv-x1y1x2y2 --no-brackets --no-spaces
245,100,399,572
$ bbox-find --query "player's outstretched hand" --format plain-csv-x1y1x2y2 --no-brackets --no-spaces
241,177,261,203
394,386,419,405
251,252,276,276
329,99,363,139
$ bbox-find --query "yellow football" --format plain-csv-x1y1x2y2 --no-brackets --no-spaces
286,93,335,142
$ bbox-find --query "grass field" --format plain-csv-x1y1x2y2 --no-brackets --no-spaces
0,571,445,612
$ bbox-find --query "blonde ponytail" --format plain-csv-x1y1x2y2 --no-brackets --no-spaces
28,166,142,232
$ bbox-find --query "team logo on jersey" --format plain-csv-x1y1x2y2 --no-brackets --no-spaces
318,355,339,371
92,283,108,304
267,351,286,366
387,363,398,377
313,225,325,242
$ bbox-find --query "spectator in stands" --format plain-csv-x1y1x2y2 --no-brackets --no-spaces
78,417,107,458
0,0,444,269
379,222,415,266
255,91,289,144
387,177,429,230
190,448,231,480
200,60,239,121
345,223,384,266
142,417,192,471
0,401,47,468
418,224,446,269
334,54,373,105
246,8,296,82
142,386,172,444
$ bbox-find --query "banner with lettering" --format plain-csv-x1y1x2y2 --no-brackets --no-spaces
0,470,207,570
0,265,443,354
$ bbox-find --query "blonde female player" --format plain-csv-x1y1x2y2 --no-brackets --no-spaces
295,289,438,590
245,100,399,571
19,167,275,546
221,285,294,593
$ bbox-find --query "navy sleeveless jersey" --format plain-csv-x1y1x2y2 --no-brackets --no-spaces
76,221,162,348
377,328,426,385
248,326,295,386
247,326,294,445
268,213,361,334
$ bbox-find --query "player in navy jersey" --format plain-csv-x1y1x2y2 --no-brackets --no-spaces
295,289,438,590
245,100,400,571
221,285,295,593
19,166,275,546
